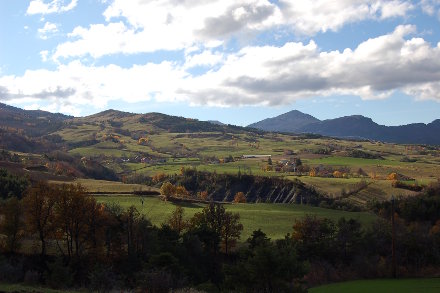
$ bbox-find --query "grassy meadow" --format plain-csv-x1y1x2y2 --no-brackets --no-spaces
95,195,377,240
310,278,440,293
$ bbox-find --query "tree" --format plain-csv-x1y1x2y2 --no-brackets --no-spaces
160,182,176,200
335,217,363,263
175,185,190,198
54,183,97,258
233,192,246,203
23,181,59,257
333,170,343,178
292,215,336,261
221,212,243,254
0,168,29,199
0,198,23,253
189,203,243,254
198,191,209,201
167,206,187,235
267,157,272,165
226,236,306,292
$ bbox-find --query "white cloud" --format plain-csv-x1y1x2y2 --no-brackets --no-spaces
38,22,58,39
279,0,414,35
50,0,416,61
0,60,187,115
178,25,440,106
2,25,440,116
53,0,280,60
27,0,78,15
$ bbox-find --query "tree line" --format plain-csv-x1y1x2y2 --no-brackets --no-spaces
1,169,440,291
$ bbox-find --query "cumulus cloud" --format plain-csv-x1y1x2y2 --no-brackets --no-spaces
0,61,187,115
179,25,440,106
27,0,78,15
53,0,280,60
2,25,440,115
49,0,417,61
38,22,58,39
279,0,414,35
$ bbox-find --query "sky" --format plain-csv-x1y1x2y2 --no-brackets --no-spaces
1,0,440,126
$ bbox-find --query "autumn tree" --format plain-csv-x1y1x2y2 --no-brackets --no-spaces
233,192,246,203
54,183,98,259
333,170,343,178
167,206,187,235
23,181,59,257
153,172,168,184
175,185,190,198
160,182,176,200
198,191,209,201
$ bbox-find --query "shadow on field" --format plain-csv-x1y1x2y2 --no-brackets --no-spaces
170,201,204,209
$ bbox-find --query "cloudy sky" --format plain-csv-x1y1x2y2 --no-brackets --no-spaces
1,0,440,126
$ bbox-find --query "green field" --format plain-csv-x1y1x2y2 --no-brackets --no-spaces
0,283,82,293
95,196,377,240
50,178,159,193
310,278,440,293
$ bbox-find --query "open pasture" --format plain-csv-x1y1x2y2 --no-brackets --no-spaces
310,278,440,293
95,196,377,240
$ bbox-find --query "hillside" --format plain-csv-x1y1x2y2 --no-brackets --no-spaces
0,103,439,208
249,110,440,145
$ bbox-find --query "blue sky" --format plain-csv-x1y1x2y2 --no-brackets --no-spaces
1,0,440,126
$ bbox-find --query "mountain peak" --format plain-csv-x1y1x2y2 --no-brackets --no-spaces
248,109,320,133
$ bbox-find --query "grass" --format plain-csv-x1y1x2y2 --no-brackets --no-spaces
304,156,401,167
0,282,83,293
95,196,377,240
309,278,440,293
50,179,159,193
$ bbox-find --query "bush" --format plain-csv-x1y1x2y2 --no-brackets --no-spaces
89,264,118,293
0,256,24,283
45,258,73,289
392,180,423,192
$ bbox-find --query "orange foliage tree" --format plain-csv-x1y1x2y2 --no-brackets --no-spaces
233,192,246,203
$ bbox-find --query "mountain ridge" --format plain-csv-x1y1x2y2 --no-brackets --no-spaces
248,110,440,145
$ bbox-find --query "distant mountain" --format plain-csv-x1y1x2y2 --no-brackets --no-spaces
248,110,320,132
249,111,440,145
299,115,384,140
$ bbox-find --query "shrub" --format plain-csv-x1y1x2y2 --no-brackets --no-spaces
89,264,118,293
